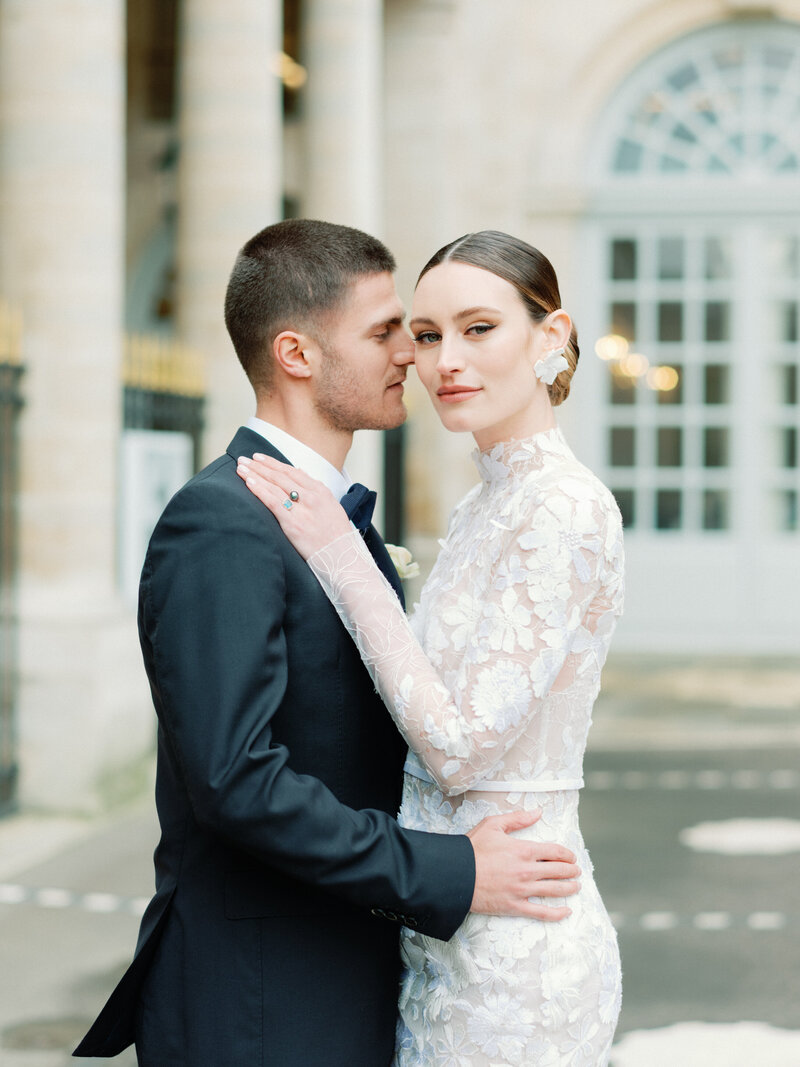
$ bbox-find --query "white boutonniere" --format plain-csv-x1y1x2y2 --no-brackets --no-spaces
385,544,420,580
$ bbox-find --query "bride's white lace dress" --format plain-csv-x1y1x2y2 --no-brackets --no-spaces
309,426,625,1066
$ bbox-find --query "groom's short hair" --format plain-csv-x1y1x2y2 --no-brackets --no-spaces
225,218,396,393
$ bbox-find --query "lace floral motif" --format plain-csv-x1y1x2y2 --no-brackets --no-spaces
308,426,624,1066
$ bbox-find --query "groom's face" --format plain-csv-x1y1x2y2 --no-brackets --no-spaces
312,272,415,433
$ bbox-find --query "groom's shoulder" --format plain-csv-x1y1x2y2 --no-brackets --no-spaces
156,428,272,533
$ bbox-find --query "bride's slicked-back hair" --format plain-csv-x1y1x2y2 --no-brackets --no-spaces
417,231,579,406
225,218,396,394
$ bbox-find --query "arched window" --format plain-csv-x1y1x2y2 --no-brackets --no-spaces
609,30,800,178
588,21,799,535
581,20,800,649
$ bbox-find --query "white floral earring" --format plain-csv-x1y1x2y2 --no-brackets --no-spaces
534,348,569,385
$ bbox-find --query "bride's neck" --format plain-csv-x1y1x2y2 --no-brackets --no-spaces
472,393,556,452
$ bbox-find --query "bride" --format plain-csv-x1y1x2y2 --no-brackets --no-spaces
238,230,624,1066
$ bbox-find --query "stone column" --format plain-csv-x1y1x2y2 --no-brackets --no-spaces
177,0,284,461
302,0,385,504
0,0,150,809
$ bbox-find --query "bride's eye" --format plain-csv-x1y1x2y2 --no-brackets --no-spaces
467,323,495,336
413,330,441,345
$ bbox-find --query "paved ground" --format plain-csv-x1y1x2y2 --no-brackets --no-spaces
0,656,798,1065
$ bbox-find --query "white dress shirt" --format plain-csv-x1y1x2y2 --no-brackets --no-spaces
246,416,352,500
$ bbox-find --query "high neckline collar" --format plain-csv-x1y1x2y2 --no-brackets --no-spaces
472,426,569,485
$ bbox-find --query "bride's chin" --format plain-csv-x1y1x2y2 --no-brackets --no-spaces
434,409,476,434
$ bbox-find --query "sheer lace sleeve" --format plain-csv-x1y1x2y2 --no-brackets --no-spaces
308,484,623,796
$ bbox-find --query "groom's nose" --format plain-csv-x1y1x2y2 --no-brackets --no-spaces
392,332,415,366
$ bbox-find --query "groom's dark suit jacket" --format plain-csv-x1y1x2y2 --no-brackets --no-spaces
74,427,475,1066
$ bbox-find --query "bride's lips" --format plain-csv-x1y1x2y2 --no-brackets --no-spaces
437,385,482,404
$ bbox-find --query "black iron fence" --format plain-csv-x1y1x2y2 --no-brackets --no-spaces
122,334,205,470
0,303,23,816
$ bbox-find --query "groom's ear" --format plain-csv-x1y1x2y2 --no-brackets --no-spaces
273,330,314,380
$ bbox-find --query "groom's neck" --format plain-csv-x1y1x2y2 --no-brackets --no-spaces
254,396,352,472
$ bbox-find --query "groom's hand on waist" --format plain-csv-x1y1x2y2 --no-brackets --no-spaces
467,809,580,921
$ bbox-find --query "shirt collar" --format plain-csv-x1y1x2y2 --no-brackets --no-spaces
246,416,351,500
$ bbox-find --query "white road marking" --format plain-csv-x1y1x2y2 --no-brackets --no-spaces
747,911,786,931
585,768,798,791
0,883,789,933
34,887,74,909
695,769,727,789
611,1020,800,1066
0,883,27,904
82,892,122,913
680,817,800,855
693,911,732,930
640,911,679,930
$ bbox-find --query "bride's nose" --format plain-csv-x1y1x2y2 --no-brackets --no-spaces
435,338,466,376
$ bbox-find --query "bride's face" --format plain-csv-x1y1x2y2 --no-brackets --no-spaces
411,261,556,450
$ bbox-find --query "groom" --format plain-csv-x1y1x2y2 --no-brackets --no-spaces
75,219,579,1065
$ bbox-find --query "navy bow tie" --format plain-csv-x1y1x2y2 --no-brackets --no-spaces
340,483,377,532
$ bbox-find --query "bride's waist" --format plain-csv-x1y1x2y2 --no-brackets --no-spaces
403,758,583,794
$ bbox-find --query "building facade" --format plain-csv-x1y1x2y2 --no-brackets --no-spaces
0,0,797,810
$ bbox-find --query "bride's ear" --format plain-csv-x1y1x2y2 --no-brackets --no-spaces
541,309,572,352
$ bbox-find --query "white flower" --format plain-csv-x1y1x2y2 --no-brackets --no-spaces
385,543,420,580
470,660,532,732
534,350,570,384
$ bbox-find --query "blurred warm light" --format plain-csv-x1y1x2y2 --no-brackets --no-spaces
272,52,308,90
619,352,650,378
647,365,680,391
595,334,630,361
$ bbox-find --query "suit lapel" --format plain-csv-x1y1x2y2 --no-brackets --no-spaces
226,426,405,608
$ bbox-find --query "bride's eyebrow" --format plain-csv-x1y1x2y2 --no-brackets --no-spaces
410,306,502,330
455,306,502,320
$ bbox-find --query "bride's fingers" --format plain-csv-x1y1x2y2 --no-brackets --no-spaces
250,453,319,493
236,462,289,515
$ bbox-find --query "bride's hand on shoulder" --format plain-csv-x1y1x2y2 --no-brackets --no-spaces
236,453,352,560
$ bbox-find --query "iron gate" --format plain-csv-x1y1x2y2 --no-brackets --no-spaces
0,305,23,816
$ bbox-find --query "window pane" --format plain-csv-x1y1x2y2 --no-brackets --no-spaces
658,302,683,342
610,367,636,405
775,301,799,343
657,364,684,405
656,490,682,529
781,364,798,404
612,489,635,528
614,139,643,172
611,302,637,341
704,364,730,404
611,240,637,280
782,427,798,468
705,236,733,279
703,490,729,530
658,238,684,280
767,235,800,279
777,489,798,531
668,63,699,91
705,301,731,342
704,427,730,467
610,427,636,466
657,427,683,466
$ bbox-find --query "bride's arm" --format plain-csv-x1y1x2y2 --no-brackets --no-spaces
308,488,622,795
237,454,623,795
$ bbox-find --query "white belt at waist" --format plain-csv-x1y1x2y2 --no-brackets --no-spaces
403,760,583,793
